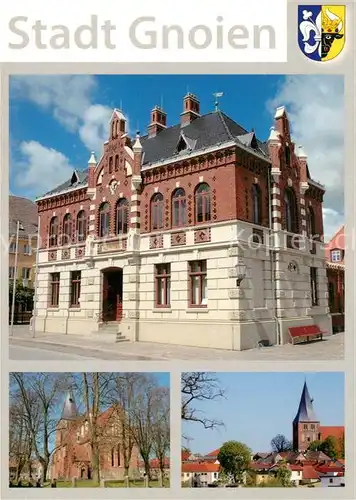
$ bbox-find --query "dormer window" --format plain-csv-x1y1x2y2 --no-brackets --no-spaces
177,136,188,153
70,171,79,186
331,249,342,262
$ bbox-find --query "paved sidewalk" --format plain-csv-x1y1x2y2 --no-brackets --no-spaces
9,326,344,361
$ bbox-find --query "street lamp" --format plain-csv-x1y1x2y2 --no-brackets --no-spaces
235,260,247,287
10,220,25,336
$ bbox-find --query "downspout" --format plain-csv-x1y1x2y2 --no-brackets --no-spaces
268,166,282,346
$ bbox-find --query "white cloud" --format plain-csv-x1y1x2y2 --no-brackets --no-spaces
15,141,74,197
269,75,344,240
11,75,112,154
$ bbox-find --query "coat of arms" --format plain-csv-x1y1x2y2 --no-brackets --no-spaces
298,5,345,62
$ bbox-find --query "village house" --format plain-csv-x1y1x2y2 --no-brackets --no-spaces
51,392,140,481
34,94,331,350
325,225,345,332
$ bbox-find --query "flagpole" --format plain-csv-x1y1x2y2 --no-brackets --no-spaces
10,220,20,337
31,215,41,339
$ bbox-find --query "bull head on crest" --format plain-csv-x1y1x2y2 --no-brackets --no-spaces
299,8,343,59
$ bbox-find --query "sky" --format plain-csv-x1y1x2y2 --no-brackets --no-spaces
9,74,344,239
181,372,344,455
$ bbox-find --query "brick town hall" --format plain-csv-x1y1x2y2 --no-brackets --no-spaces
34,93,331,350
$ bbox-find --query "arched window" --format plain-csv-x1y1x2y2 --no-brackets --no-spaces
76,210,87,242
109,157,113,174
284,188,298,233
252,184,262,225
151,193,164,231
62,214,72,245
117,445,121,466
116,198,129,235
306,207,316,238
49,216,58,247
195,183,211,223
99,202,110,238
172,188,186,227
111,448,115,467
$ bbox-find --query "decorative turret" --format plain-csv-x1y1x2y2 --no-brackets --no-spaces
88,151,97,189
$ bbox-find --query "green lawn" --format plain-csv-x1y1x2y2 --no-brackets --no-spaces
43,479,169,488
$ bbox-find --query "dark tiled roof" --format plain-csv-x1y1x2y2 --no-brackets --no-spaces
140,111,268,165
9,196,38,237
40,111,269,199
42,169,88,198
293,382,318,424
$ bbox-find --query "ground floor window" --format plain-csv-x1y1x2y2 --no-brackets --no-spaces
189,260,207,307
50,272,60,307
70,271,81,307
310,267,318,306
155,264,171,307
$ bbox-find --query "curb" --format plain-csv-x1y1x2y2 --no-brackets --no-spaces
9,336,164,361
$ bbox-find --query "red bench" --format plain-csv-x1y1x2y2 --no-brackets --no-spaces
289,325,327,345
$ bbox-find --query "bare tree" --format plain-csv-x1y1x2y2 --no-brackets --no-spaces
10,372,69,482
129,374,160,480
81,372,111,484
181,372,225,429
270,434,292,453
9,400,34,481
151,387,170,486
109,373,141,478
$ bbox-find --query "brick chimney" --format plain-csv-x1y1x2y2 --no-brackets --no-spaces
181,93,200,127
148,106,167,138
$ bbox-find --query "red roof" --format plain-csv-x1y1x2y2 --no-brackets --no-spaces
138,457,170,469
315,466,344,474
250,462,272,471
182,462,220,473
302,465,320,480
319,426,344,442
206,448,220,457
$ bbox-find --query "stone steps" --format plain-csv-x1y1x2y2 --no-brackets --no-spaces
92,322,129,343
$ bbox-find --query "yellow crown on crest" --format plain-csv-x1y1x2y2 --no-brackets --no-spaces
321,10,342,33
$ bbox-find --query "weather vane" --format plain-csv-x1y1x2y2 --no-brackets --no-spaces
213,92,224,111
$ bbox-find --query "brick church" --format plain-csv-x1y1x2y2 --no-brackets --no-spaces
51,391,139,480
34,92,331,350
292,381,344,452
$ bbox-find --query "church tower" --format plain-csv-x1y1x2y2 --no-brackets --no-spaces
292,381,320,452
55,390,79,447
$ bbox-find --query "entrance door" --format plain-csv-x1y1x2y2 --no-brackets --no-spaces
101,268,123,322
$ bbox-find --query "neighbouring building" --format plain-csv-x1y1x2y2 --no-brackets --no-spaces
292,381,344,453
325,225,345,333
51,392,140,481
9,196,38,322
34,94,331,350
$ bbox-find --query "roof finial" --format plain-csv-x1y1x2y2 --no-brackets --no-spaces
213,92,224,111
88,151,97,166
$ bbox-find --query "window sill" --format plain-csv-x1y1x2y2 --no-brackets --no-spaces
152,308,172,313
69,307,81,310
48,307,59,311
186,307,209,313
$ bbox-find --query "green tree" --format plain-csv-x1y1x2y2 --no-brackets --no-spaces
308,440,323,451
339,433,345,459
275,460,292,487
320,436,339,460
217,441,251,484
308,436,339,460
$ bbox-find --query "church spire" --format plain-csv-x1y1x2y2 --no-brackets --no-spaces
293,381,318,424
61,390,79,421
